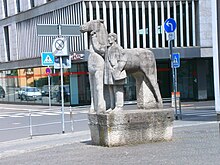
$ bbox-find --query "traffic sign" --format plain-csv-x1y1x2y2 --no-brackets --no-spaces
171,53,180,68
46,67,51,74
37,24,81,36
52,37,69,56
41,52,54,66
54,56,71,69
164,18,177,33
166,32,175,41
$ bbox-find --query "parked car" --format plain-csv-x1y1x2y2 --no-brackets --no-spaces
41,85,50,96
20,87,42,101
56,85,70,102
18,87,28,99
50,85,59,99
0,86,5,98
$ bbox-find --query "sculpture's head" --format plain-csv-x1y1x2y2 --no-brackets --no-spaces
80,19,105,33
108,33,117,45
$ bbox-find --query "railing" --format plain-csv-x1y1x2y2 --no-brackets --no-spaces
0,106,88,141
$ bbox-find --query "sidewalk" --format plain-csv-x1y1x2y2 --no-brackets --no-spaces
0,101,219,165
0,122,219,165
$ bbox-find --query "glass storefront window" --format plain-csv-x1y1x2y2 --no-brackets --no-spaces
0,58,214,105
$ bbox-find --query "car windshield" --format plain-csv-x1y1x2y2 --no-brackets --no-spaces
26,88,38,92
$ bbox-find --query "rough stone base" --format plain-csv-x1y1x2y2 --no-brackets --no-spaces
88,109,174,147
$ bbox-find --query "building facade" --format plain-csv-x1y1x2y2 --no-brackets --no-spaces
0,0,214,106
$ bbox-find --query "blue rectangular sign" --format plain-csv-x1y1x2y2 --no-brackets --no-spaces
41,52,54,66
171,53,180,68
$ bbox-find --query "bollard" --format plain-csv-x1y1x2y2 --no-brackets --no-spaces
29,110,33,139
70,106,74,132
179,99,182,120
217,114,220,135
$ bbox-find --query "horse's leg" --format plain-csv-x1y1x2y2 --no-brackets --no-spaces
143,73,163,109
94,70,106,113
139,51,163,109
132,72,156,109
89,73,95,113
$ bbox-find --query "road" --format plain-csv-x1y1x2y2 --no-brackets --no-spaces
0,104,89,142
0,101,217,143
0,101,219,165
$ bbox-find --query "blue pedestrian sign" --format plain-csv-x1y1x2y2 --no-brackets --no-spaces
41,52,54,66
171,53,180,68
164,18,177,33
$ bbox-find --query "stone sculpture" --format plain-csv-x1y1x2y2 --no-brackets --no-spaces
80,19,108,113
104,33,127,111
80,20,173,147
81,19,163,112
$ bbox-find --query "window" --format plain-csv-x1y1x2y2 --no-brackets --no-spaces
16,0,21,13
4,26,10,61
30,0,35,8
3,0,8,17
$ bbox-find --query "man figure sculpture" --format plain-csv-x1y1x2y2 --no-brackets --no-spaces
104,33,127,111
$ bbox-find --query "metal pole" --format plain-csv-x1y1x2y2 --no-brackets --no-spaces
48,73,51,109
60,56,65,134
174,67,178,119
29,110,33,139
169,40,178,120
57,24,65,134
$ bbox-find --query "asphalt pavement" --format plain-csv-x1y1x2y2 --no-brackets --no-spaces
0,100,220,165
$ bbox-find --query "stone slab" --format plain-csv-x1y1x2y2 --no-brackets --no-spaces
88,108,174,147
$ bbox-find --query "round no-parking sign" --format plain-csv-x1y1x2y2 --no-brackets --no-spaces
46,67,51,75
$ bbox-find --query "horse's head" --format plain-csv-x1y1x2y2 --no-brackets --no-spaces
80,19,105,33
81,19,108,46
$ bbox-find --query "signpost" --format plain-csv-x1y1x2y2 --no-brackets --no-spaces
164,18,181,120
38,24,80,134
41,53,54,108
46,67,52,108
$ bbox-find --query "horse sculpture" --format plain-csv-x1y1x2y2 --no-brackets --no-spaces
80,20,163,113
80,20,108,113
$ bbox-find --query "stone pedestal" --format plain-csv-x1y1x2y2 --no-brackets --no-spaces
88,109,174,147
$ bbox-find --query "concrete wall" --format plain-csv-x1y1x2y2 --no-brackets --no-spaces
199,0,213,57
20,0,31,12
9,23,18,61
0,1,4,20
0,27,6,62
34,0,47,7
8,0,16,16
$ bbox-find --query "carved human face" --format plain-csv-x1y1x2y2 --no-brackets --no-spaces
108,34,117,45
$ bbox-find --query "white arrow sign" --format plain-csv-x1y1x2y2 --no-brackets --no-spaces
166,21,173,31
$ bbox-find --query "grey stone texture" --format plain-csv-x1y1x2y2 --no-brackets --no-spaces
80,20,108,113
199,0,213,58
88,109,174,147
81,20,169,147
104,33,127,111
81,20,163,112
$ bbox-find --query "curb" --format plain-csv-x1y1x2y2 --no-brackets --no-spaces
0,130,91,159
